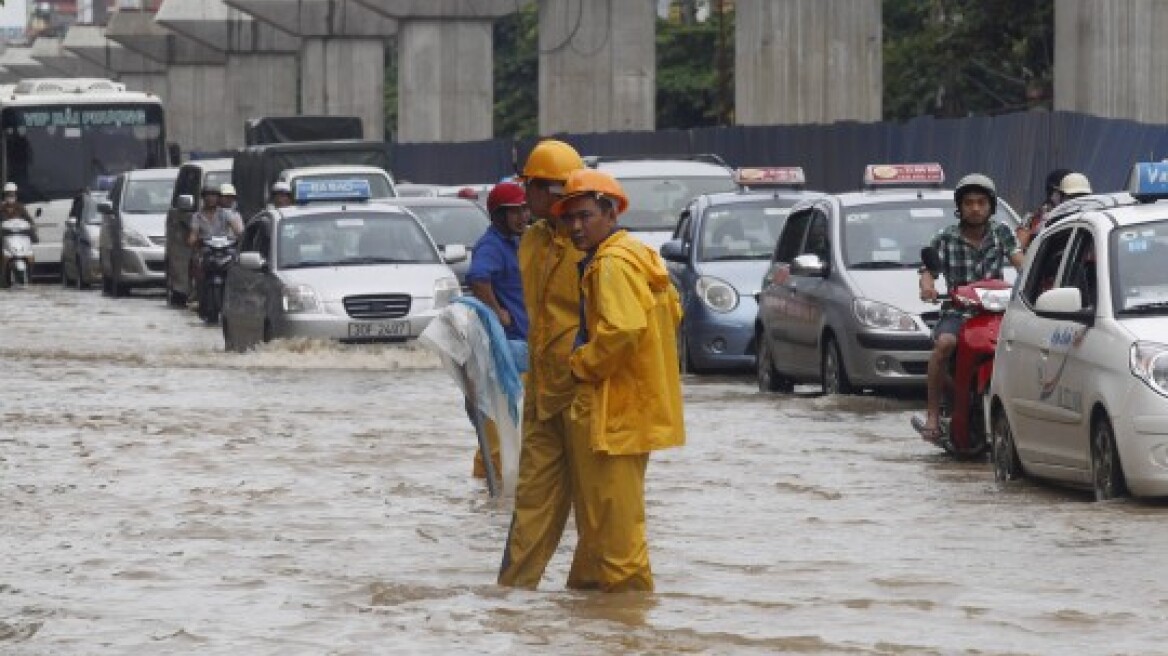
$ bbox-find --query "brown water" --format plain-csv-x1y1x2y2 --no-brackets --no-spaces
2,287,1166,655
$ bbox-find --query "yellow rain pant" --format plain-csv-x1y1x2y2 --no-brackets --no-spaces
498,388,653,592
472,418,502,480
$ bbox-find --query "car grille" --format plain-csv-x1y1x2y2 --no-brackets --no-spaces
344,294,411,319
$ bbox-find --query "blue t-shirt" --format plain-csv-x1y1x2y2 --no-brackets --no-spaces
466,226,528,340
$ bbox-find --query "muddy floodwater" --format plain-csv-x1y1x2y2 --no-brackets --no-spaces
2,287,1168,655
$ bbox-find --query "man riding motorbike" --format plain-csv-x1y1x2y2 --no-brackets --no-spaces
913,174,1025,444
0,182,37,287
188,184,243,310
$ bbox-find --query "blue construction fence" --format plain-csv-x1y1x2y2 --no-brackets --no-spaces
388,110,1168,213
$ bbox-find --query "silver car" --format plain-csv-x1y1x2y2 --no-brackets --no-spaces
384,196,490,292
221,202,464,352
98,168,179,297
756,167,1020,394
60,191,105,289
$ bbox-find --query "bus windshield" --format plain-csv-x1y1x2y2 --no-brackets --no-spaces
1,103,166,202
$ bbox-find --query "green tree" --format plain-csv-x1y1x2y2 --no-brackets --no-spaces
884,0,1053,120
493,5,539,139
656,7,733,129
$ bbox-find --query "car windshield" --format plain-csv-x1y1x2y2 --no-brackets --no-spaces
277,212,439,269
295,173,393,198
122,178,176,213
842,202,958,269
403,203,490,247
619,176,737,231
1113,219,1168,314
698,203,793,261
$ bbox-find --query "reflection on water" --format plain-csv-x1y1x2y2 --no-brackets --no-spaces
1,287,1167,654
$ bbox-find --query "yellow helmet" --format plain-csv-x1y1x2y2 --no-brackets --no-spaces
522,139,584,183
550,169,629,217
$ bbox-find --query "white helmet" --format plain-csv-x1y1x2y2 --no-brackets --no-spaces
1059,172,1092,196
271,180,291,194
3,182,16,194
218,183,237,196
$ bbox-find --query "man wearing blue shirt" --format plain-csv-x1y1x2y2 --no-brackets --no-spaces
467,181,529,479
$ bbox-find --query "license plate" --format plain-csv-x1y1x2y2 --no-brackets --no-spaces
348,320,409,338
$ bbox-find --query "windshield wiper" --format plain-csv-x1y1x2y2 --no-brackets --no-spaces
337,256,414,265
703,255,767,262
849,261,915,270
1119,301,1168,315
281,261,335,269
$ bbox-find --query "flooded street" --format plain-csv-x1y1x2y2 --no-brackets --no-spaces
3,286,1168,655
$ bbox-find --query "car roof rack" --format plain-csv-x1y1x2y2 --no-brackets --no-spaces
583,153,730,168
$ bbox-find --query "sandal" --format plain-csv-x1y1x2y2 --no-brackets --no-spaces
911,415,944,445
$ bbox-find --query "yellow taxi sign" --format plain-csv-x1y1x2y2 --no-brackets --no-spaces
862,163,945,187
735,166,806,187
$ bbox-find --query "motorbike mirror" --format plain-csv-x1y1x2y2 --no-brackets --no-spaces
920,247,941,275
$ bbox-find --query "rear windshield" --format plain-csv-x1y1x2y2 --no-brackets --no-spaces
620,176,737,232
403,203,490,247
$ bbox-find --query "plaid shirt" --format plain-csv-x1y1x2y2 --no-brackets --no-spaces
929,220,1020,288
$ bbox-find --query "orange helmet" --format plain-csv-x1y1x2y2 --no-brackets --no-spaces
550,169,629,217
522,139,584,183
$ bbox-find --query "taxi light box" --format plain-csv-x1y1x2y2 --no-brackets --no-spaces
1128,162,1168,200
295,178,372,202
735,167,806,186
863,163,945,187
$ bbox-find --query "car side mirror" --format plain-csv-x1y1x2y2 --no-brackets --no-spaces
238,251,266,271
1035,287,1094,325
176,195,195,212
791,253,827,277
660,239,688,262
97,200,113,214
441,243,468,264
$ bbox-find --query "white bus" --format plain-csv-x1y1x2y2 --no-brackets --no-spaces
0,78,169,278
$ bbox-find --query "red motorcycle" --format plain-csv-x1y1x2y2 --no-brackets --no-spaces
919,248,1013,457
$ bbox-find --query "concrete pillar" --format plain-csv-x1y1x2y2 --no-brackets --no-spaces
1054,0,1168,122
0,46,63,80
31,37,113,78
538,0,656,134
224,0,396,139
156,0,301,149
107,9,230,152
735,0,882,125
62,24,169,94
353,0,517,142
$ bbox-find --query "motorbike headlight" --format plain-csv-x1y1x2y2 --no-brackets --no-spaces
696,275,738,313
853,298,918,331
282,284,321,314
434,276,461,309
975,288,1012,313
121,227,153,248
1130,341,1168,398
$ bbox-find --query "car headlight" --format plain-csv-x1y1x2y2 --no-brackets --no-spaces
282,284,322,313
434,276,461,309
1130,341,1168,397
121,227,153,248
853,298,917,331
696,275,738,313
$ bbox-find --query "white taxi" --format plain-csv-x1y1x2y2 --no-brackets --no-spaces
988,162,1168,499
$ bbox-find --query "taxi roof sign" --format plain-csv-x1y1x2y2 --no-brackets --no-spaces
294,178,372,203
735,166,806,187
862,163,945,188
1127,162,1168,202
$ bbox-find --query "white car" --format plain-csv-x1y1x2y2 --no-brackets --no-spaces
220,181,463,352
989,163,1168,499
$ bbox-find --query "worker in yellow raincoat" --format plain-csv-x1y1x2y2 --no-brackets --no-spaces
498,140,595,589
556,169,684,592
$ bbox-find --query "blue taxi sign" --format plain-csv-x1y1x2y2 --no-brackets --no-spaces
294,178,372,203
1127,162,1168,201
862,163,945,188
735,166,806,187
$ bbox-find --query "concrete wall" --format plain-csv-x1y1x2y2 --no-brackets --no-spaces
119,72,169,97
165,64,232,152
397,19,493,143
538,0,655,134
736,0,881,125
227,53,298,145
1055,0,1168,122
300,38,385,140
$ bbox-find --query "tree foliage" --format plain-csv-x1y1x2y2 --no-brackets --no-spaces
657,11,734,129
884,0,1054,120
493,5,539,139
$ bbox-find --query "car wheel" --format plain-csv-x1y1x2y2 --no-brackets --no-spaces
991,406,1023,482
100,256,112,296
821,335,854,395
678,327,707,375
262,320,274,344
757,330,792,393
1091,415,1128,501
222,317,236,352
60,260,70,287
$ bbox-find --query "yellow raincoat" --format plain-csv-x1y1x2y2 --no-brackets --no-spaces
563,229,685,591
498,217,596,589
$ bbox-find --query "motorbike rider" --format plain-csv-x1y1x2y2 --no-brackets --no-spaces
1017,168,1069,251
0,182,37,285
187,184,242,305
914,174,1025,444
217,183,245,228
270,180,294,209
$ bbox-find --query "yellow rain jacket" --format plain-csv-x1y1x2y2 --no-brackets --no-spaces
519,217,584,419
569,230,686,455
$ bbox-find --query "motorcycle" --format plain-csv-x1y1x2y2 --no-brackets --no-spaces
918,247,1013,457
2,216,35,287
198,235,237,324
